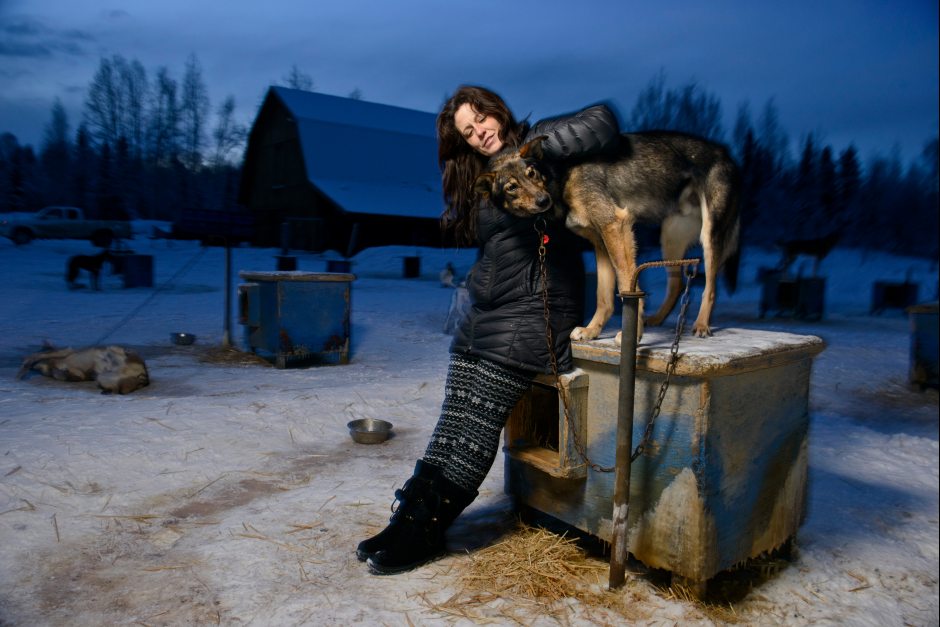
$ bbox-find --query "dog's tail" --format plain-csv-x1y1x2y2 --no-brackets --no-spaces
16,355,44,379
16,342,61,379
706,152,742,296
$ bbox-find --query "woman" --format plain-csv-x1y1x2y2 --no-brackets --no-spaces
360,85,620,575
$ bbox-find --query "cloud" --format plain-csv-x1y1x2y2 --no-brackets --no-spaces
0,15,93,58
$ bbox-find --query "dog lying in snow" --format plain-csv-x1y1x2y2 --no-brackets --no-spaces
17,344,150,394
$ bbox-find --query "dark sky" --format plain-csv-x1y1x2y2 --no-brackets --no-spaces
1,0,937,164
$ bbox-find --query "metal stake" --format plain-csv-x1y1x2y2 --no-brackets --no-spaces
608,258,699,590
608,288,643,589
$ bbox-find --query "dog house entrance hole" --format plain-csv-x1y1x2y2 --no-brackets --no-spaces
508,380,561,453
505,371,589,480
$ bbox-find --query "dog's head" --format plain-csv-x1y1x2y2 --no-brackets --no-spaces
473,136,556,218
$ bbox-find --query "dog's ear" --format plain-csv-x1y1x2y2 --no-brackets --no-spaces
519,135,548,161
473,172,496,199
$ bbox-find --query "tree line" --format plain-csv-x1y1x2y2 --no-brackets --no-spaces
0,53,250,224
627,72,938,258
0,61,936,258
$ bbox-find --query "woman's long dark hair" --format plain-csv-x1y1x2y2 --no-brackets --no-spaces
437,85,525,245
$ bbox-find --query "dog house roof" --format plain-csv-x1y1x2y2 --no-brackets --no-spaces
268,86,443,219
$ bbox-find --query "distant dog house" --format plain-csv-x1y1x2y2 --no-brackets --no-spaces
238,87,450,254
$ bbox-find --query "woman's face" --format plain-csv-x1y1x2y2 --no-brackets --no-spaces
454,103,504,156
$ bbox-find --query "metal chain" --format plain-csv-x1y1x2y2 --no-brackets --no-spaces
535,219,611,472
630,263,695,461
534,219,693,472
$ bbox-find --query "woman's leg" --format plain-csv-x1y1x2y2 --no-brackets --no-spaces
367,354,533,575
423,352,481,469
358,353,477,563
431,355,533,492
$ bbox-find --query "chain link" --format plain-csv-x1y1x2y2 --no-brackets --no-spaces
630,263,695,461
535,219,694,472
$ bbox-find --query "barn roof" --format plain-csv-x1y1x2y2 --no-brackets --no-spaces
269,86,444,219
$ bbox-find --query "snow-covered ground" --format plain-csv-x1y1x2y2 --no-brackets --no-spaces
0,226,937,626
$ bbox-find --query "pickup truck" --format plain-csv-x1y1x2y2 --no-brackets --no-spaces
1,206,133,246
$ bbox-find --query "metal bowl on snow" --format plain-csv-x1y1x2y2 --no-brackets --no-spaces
347,418,393,444
171,332,196,346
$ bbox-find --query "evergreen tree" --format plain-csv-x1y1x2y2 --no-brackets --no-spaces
732,102,753,166
790,134,820,237
0,133,19,212
71,125,95,213
818,146,838,229
95,141,115,219
757,98,789,176
40,98,73,206
627,71,724,141
836,146,861,214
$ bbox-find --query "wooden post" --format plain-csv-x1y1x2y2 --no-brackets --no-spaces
223,242,232,347
609,289,643,589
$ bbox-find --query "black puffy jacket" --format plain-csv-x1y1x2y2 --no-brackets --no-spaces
450,105,620,374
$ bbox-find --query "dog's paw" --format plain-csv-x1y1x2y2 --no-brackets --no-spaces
570,326,600,341
612,328,644,348
691,322,712,338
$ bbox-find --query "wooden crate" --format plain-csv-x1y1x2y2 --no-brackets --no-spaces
504,328,826,590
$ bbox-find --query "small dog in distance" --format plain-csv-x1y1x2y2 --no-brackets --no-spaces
776,231,840,277
66,250,113,290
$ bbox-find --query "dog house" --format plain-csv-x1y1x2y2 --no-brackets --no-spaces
907,301,939,389
238,270,355,368
121,254,154,288
872,281,919,314
504,328,825,595
759,271,825,320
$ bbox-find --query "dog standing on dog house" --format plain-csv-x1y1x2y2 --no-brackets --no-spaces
474,130,741,343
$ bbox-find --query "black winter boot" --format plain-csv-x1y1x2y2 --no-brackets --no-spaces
356,460,441,562
366,474,478,575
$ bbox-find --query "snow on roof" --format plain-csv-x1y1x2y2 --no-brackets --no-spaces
271,87,444,219
312,178,441,219
272,86,438,137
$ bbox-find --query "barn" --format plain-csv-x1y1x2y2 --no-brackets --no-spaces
238,86,451,254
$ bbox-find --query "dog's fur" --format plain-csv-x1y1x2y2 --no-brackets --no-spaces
17,343,150,394
776,231,840,277
66,250,113,290
474,131,741,341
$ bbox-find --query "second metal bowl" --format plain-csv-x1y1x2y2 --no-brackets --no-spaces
171,332,196,345
347,418,393,444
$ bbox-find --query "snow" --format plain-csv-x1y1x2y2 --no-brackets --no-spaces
0,226,937,626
